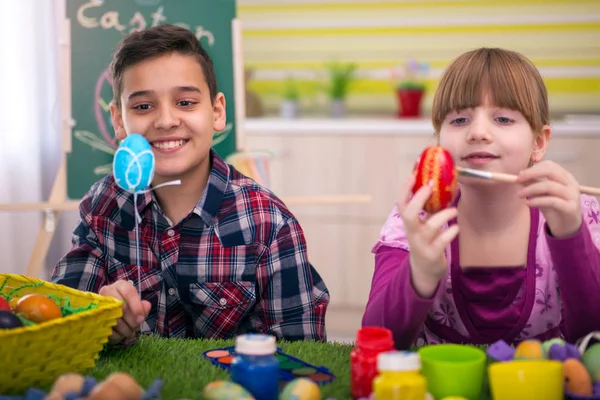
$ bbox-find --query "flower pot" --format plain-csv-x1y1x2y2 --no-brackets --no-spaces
397,88,424,118
280,100,300,119
330,99,346,118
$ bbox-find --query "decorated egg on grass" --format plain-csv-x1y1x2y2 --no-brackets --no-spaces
113,133,155,193
202,380,255,400
280,378,321,400
0,310,24,329
0,296,9,311
15,293,62,323
412,146,458,213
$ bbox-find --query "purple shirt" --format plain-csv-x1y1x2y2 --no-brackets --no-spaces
362,195,600,349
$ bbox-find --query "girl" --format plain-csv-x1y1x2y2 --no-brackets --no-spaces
362,47,600,349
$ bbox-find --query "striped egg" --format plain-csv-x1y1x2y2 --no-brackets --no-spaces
412,146,458,213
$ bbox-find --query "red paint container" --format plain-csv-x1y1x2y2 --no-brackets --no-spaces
350,327,395,399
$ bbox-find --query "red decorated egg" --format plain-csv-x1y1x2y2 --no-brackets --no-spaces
412,146,458,213
15,293,62,323
0,296,9,311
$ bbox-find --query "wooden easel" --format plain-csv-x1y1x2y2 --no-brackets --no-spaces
0,18,371,279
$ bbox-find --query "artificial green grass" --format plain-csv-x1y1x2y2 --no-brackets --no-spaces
90,335,354,400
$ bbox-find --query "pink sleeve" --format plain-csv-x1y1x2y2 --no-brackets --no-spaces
547,195,600,342
362,205,440,349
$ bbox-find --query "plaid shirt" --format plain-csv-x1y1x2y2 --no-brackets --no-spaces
52,150,329,341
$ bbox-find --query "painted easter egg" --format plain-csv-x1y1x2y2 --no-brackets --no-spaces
542,338,565,358
412,146,458,213
202,380,255,400
514,339,543,360
582,343,600,383
0,297,9,311
280,378,321,400
15,293,62,323
113,133,155,193
0,310,24,329
564,358,593,396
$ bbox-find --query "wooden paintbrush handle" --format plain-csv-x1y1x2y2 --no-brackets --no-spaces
456,166,600,196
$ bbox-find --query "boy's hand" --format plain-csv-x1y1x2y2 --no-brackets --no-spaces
99,280,152,344
398,174,460,298
517,160,582,239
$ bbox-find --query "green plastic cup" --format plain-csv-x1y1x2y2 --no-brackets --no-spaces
418,344,486,400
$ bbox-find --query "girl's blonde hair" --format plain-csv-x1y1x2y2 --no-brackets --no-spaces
432,48,549,136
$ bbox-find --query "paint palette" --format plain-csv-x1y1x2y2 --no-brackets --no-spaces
203,346,336,385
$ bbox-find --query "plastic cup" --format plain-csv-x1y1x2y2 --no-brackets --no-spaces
488,360,563,400
417,344,486,400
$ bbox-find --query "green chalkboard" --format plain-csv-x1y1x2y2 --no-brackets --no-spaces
66,0,237,199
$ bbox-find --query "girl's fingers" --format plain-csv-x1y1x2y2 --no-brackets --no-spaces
518,180,571,201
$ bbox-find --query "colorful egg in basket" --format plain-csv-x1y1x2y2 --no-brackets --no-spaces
0,273,123,395
412,146,458,213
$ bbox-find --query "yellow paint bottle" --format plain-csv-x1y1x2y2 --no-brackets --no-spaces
373,351,428,400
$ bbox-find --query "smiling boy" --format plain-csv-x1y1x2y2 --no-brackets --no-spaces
52,24,330,344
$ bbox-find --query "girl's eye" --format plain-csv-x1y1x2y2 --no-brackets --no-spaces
450,117,468,125
133,104,151,111
178,100,197,107
496,117,513,124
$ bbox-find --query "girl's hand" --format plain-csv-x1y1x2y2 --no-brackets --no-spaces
517,160,582,238
397,174,460,297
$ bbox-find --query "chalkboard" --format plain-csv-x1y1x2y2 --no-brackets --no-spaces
66,0,237,199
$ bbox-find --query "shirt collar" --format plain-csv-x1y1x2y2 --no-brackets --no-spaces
115,149,231,228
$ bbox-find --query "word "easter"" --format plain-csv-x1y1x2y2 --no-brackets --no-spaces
76,1,215,46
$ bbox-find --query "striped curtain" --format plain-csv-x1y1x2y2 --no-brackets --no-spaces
238,0,600,116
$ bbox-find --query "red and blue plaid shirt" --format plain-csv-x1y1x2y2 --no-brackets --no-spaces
51,150,330,341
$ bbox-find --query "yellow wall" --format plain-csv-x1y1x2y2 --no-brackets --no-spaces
238,0,600,115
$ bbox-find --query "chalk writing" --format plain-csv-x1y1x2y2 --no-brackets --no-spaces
76,1,215,45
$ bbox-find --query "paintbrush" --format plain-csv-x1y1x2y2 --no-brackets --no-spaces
456,166,600,196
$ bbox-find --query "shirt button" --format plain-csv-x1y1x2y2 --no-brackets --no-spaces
168,288,176,296
219,298,227,306
167,229,175,237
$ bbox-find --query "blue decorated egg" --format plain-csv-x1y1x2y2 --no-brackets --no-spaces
113,134,155,193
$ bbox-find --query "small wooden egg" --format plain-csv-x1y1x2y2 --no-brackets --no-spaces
514,339,543,360
202,380,255,400
564,358,593,395
280,378,321,400
9,297,20,310
87,380,132,400
15,293,62,323
49,373,85,397
0,297,9,311
582,343,600,381
0,310,24,329
412,146,458,213
102,372,144,400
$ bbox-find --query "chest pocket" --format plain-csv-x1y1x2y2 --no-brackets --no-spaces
188,281,257,339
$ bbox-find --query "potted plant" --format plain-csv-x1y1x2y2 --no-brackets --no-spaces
324,61,357,118
280,76,300,119
393,60,429,118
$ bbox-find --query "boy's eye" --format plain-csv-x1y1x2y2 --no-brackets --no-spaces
133,104,151,111
178,100,197,107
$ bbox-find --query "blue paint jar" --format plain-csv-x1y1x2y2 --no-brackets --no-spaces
231,334,280,400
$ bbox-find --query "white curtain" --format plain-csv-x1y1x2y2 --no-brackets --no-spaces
0,0,63,276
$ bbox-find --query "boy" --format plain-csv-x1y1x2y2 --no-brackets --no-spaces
51,24,330,345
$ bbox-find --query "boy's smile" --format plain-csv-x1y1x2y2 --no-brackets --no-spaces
110,52,226,186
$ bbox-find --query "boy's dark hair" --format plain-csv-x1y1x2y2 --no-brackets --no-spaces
109,24,218,108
